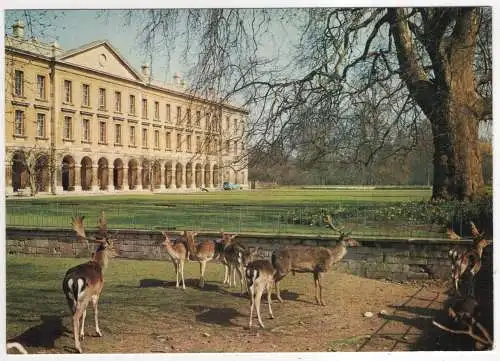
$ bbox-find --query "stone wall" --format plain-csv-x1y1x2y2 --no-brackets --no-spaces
6,227,477,282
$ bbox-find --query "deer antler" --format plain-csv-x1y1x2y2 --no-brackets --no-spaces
324,215,350,238
432,320,493,347
72,216,87,240
470,221,485,240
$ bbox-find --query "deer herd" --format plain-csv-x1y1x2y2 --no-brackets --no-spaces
7,211,493,353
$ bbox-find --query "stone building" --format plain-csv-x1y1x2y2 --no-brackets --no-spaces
4,20,249,195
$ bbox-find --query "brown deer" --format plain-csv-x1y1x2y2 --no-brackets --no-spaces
272,215,359,306
160,232,188,289
246,259,276,328
224,242,260,294
62,214,117,353
219,232,239,285
448,222,490,296
182,231,217,288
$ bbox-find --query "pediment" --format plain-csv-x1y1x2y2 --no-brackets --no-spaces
59,42,142,82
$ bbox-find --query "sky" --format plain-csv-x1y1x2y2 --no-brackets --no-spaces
4,9,190,85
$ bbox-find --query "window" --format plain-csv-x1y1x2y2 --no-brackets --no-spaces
154,101,160,120
187,108,192,125
37,75,46,99
36,113,46,138
129,95,136,115
234,141,238,155
14,110,25,136
166,104,171,122
64,80,72,103
154,130,160,149
165,131,171,149
196,136,201,152
129,126,136,145
142,128,148,147
234,118,238,132
99,121,107,143
115,91,121,112
98,88,106,110
82,84,90,106
206,112,211,129
82,118,91,142
226,140,230,154
196,110,201,126
63,116,73,139
115,124,122,145
14,70,24,96
186,134,192,151
142,98,148,118
241,141,245,151
176,106,181,124
226,116,230,130
176,133,182,151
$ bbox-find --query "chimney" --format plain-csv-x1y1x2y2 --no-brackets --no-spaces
12,20,25,39
141,64,150,81
173,72,182,86
51,41,60,57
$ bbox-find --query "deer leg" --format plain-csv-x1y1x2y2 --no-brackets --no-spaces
236,266,245,295
313,272,320,305
73,306,83,353
249,285,255,327
79,307,87,341
223,263,229,285
180,259,186,290
91,295,103,337
318,272,326,306
275,278,283,303
255,285,266,328
174,262,180,288
199,261,207,288
266,281,274,319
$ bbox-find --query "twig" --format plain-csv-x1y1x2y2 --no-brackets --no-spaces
432,320,492,346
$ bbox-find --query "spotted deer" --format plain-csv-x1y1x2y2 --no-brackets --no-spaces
245,259,276,328
62,214,117,353
160,232,188,289
224,241,260,294
183,231,218,288
219,232,239,285
272,215,359,306
448,222,490,296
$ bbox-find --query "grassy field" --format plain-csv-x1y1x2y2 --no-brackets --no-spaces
6,255,449,353
5,188,438,237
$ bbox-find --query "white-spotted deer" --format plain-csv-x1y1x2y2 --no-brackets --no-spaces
224,242,260,295
447,222,490,296
183,231,217,288
160,232,188,289
219,232,238,285
245,259,275,328
62,214,117,353
272,215,359,306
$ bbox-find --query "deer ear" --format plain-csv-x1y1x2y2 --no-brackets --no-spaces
193,232,198,237
231,234,238,239
162,231,167,237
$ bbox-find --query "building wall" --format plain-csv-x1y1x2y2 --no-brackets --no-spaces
5,34,249,195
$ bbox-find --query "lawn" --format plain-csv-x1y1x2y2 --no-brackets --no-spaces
5,254,449,353
5,188,439,237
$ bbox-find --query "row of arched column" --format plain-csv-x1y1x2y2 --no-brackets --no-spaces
7,150,225,193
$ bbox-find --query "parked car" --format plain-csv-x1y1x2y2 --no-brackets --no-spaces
223,182,241,190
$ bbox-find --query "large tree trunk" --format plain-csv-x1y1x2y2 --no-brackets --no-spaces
388,7,485,200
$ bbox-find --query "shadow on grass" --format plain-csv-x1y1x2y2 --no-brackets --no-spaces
188,305,244,326
8,315,69,349
138,278,221,292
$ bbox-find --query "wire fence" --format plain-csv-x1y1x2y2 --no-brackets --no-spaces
5,200,466,238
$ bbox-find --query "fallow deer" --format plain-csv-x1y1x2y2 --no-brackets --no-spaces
272,215,359,306
62,214,117,353
160,232,188,289
224,241,260,294
183,231,217,288
448,222,490,296
219,232,239,285
246,259,276,328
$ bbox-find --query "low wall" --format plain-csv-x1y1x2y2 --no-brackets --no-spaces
5,227,479,282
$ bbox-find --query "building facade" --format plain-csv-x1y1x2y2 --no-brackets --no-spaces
5,21,249,195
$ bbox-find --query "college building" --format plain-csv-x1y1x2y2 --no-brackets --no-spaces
4,20,249,195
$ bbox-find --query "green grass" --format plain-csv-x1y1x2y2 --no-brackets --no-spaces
6,187,436,237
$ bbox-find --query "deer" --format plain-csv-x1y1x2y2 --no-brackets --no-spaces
432,295,493,350
224,242,261,295
182,230,218,288
245,259,276,328
272,215,359,306
62,213,117,353
159,232,188,289
447,222,490,296
219,232,239,286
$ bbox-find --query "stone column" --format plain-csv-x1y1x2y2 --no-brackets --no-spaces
108,167,115,192
158,163,166,191
190,165,196,190
122,167,129,191
91,166,100,192
74,165,82,192
136,166,143,191
55,162,64,194
5,162,14,195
